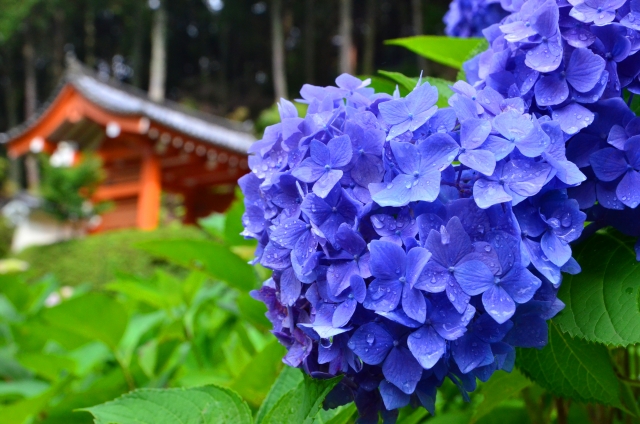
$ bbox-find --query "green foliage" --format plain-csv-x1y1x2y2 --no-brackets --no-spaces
517,322,623,408
385,36,486,70
261,375,342,424
255,367,303,424
39,154,110,223
555,229,640,346
471,370,531,423
40,293,128,350
0,0,41,42
134,239,258,292
377,70,454,107
3,170,640,423
82,385,253,424
15,225,205,286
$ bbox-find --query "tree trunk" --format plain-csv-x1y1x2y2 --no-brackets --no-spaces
52,10,66,82
339,0,355,75
361,0,377,75
131,3,146,89
149,1,168,102
84,4,96,67
23,24,40,193
2,47,18,129
304,0,316,84
2,46,21,193
411,0,428,73
23,26,37,119
271,0,287,100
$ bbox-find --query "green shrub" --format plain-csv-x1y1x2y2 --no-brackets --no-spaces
15,225,206,286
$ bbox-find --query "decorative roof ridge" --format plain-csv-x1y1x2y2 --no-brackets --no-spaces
1,53,256,155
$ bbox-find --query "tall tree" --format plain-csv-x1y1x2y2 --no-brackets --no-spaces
23,23,39,193
131,2,146,89
338,0,354,75
149,0,167,102
84,2,96,67
22,24,37,119
271,0,287,100
411,0,428,73
361,0,376,75
52,9,65,81
304,0,315,84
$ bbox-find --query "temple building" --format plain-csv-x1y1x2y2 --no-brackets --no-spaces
0,56,254,232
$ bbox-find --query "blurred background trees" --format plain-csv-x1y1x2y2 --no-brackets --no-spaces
0,0,453,133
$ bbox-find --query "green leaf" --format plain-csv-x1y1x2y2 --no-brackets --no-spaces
117,311,165,368
237,292,270,330
135,239,257,292
385,36,486,69
517,322,621,407
377,71,453,108
365,75,407,96
40,293,128,351
426,412,472,424
313,403,357,424
83,385,252,424
261,374,340,424
17,352,76,381
377,70,417,92
0,380,49,400
471,370,531,423
0,377,68,424
256,367,304,424
229,339,285,407
555,230,640,346
106,273,182,310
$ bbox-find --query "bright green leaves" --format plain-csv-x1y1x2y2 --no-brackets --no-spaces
41,293,128,351
385,36,486,69
471,370,531,423
255,367,304,424
135,239,257,291
83,370,343,424
229,340,286,407
377,70,454,108
555,230,640,347
517,322,622,408
83,385,253,424
261,374,342,424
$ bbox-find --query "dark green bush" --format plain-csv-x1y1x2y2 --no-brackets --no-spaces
15,225,206,286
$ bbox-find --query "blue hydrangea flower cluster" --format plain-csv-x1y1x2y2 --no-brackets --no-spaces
242,74,574,422
456,0,640,255
445,0,509,37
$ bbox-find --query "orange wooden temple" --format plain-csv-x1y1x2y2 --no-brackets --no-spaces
0,57,254,232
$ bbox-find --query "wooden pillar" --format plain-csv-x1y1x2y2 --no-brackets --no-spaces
137,147,161,230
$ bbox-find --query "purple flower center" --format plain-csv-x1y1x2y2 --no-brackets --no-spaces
399,276,406,283
448,266,456,273
325,164,332,171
